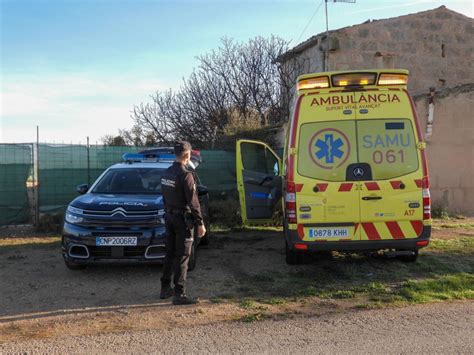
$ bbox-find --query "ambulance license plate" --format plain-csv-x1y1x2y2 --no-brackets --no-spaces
308,228,349,238
96,237,137,246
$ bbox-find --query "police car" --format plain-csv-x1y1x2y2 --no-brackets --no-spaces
62,148,210,270
236,69,431,264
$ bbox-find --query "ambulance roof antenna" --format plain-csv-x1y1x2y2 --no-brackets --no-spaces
324,0,356,71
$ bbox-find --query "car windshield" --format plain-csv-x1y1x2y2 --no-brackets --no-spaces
92,168,165,194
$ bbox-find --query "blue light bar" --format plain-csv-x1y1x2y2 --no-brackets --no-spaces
122,152,176,163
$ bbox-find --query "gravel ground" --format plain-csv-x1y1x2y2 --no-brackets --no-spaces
2,301,472,354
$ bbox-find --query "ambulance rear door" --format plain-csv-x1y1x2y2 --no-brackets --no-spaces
293,92,361,242
355,89,424,241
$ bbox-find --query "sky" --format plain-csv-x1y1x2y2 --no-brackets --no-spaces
1,0,472,144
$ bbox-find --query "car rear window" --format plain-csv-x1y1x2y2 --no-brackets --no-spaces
92,168,165,194
297,119,419,181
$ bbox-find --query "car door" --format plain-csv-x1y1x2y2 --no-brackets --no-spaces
236,140,282,225
355,90,424,241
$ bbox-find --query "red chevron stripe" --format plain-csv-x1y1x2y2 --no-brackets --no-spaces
390,180,403,189
365,182,380,190
354,223,359,233
410,220,423,236
386,221,405,239
339,183,353,192
296,184,304,192
362,223,381,240
297,224,305,239
414,179,423,188
316,183,328,192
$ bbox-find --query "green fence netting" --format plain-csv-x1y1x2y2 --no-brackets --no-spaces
0,144,33,225
1,143,278,222
38,145,143,212
38,145,238,212
199,150,236,195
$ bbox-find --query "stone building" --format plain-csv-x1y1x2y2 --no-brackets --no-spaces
275,6,474,215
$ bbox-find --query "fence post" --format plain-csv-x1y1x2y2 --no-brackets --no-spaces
86,136,91,186
35,126,40,225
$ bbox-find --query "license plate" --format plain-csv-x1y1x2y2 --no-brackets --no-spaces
308,228,349,238
96,236,137,246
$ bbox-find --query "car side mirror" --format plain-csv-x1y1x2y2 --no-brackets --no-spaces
76,184,89,195
273,162,279,176
197,185,208,196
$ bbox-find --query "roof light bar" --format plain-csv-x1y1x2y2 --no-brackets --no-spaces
332,72,377,87
297,76,330,91
378,73,408,86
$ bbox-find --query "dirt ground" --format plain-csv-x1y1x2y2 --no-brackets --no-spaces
0,219,473,343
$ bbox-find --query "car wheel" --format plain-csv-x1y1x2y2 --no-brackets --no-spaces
65,260,86,270
188,240,197,271
397,249,419,262
285,242,305,265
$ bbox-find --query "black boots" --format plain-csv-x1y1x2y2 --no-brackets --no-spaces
160,284,174,299
172,293,198,305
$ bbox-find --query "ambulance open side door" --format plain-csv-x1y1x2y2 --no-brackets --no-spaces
236,140,282,225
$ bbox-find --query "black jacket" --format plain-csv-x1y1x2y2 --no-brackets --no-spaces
160,161,204,225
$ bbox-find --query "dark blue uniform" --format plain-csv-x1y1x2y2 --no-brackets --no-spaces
160,161,203,296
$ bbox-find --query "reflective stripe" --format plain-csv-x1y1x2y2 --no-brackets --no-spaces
414,179,423,188
297,224,305,239
365,182,380,191
316,183,328,192
390,180,403,189
362,223,381,240
385,221,405,239
410,220,424,236
338,183,353,192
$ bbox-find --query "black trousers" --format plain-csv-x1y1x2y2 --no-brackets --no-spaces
161,213,193,295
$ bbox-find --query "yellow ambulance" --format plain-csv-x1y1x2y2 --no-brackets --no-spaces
236,69,431,264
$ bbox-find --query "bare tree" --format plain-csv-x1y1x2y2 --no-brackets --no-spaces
129,35,296,148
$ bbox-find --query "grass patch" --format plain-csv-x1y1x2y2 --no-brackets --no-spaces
227,232,474,309
428,237,474,254
240,312,266,322
398,273,474,303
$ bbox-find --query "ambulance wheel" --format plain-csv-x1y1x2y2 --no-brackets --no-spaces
397,250,418,262
285,242,305,265
188,241,197,271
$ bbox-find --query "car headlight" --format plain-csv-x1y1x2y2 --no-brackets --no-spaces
65,213,84,224
65,206,84,224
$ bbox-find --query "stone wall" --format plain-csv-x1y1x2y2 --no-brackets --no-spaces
283,6,473,96
414,84,474,215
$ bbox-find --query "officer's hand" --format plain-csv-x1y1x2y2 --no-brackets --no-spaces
197,224,206,237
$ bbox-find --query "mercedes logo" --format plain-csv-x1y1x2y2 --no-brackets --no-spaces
353,167,364,178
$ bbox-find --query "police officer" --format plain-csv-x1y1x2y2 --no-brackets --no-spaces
159,141,206,305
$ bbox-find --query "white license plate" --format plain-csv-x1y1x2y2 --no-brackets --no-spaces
96,237,137,246
308,228,349,238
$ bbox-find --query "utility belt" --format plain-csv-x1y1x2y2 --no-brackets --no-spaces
166,209,195,230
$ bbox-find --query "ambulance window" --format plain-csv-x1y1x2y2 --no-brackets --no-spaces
298,121,358,181
357,119,419,179
241,142,278,175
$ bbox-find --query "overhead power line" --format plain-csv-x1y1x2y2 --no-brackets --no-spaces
294,0,325,44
